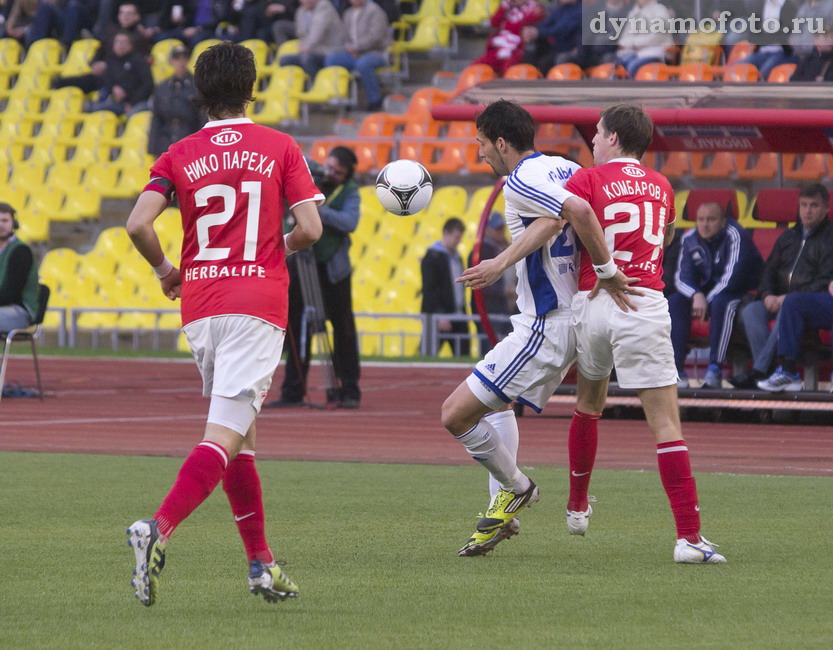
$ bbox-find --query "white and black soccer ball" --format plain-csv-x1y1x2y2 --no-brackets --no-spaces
375,159,433,216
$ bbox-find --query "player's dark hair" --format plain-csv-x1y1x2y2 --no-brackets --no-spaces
329,145,358,180
800,183,830,204
600,104,653,159
193,42,256,120
443,217,465,234
475,99,536,152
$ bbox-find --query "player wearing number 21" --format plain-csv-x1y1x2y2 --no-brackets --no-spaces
125,42,324,606
564,104,726,563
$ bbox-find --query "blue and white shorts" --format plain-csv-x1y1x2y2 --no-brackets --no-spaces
466,311,575,413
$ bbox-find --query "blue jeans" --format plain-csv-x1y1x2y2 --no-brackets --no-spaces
324,50,387,106
279,53,325,81
0,304,31,332
740,300,780,373
616,53,663,78
738,50,799,81
776,291,833,360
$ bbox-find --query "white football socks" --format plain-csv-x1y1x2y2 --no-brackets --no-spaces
485,410,520,499
455,416,529,494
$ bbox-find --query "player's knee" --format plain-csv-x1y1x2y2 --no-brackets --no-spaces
207,394,257,438
440,396,465,435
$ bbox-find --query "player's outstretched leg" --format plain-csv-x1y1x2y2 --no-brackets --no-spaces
458,481,539,557
126,519,166,606
248,560,299,602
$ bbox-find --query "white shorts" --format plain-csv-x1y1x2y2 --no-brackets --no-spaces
570,289,678,390
466,311,576,413
183,315,285,413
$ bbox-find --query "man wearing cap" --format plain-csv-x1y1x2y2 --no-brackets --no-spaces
149,45,205,156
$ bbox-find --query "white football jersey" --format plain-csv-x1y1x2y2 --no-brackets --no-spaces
503,152,581,317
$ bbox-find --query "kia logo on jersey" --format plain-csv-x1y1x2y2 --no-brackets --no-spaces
622,165,646,178
211,130,242,146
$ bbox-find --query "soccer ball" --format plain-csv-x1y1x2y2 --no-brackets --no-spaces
375,160,433,216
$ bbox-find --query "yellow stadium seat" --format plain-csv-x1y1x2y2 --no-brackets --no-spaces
15,209,49,242
92,227,134,258
45,162,84,193
251,65,305,124
189,39,222,72
390,16,457,58
240,39,272,83
449,0,499,27
275,39,299,61
401,0,455,24
151,38,185,82
294,66,356,124
59,38,100,76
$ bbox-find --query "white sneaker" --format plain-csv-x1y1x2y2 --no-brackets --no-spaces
677,376,690,389
701,368,722,389
757,369,803,392
674,536,726,564
566,504,592,536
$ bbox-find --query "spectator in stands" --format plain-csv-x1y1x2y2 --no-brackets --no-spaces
730,184,833,389
324,0,390,111
472,0,545,76
152,0,234,46
278,0,345,79
93,0,164,39
738,0,800,80
421,217,470,357
790,1,833,57
565,0,628,70
522,0,582,74
84,29,153,114
148,45,204,155
266,146,362,409
791,24,833,81
3,0,45,44
668,202,763,388
468,212,514,355
235,0,296,44
615,0,674,78
0,203,39,334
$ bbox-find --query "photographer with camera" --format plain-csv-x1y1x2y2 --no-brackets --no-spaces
266,146,362,409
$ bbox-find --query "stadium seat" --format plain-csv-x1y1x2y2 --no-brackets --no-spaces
189,39,222,72
275,39,299,61
397,116,445,173
294,66,357,124
586,63,627,79
750,188,801,225
680,31,723,65
735,152,778,180
151,38,185,82
546,63,583,80
676,63,715,82
634,63,673,81
251,64,305,124
767,63,796,83
386,86,449,127
722,63,760,82
452,63,496,95
659,152,691,179
726,41,755,65
503,63,542,80
448,0,499,27
390,16,457,62
12,38,62,74
58,38,100,77
752,227,783,260
401,0,454,23
689,152,736,178
783,153,829,180
682,188,746,225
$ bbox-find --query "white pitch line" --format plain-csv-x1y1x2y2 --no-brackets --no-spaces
0,414,206,427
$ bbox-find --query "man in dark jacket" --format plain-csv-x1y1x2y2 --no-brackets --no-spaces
85,29,153,114
668,202,763,388
522,0,582,74
148,45,204,155
738,0,800,80
421,217,469,356
733,185,833,392
791,27,833,82
0,203,39,333
730,184,833,388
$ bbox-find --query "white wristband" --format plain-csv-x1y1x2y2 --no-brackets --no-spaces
593,258,618,279
284,233,296,257
153,256,174,279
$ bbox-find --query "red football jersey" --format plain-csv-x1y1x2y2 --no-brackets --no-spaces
566,159,675,292
147,118,323,328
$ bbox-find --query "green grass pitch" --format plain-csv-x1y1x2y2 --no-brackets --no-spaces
1,451,831,649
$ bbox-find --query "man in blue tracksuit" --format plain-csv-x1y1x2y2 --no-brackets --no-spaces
668,202,763,388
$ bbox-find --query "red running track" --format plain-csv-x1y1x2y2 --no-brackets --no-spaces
0,357,830,476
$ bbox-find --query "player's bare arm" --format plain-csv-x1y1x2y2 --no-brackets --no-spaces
560,195,642,312
126,190,182,300
457,216,563,290
284,199,323,253
664,220,676,247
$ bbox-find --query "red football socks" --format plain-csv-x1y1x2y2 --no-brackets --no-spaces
222,451,273,564
155,441,229,539
657,440,701,543
567,409,600,512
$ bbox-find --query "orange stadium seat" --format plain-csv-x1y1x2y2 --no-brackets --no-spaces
722,63,760,82
726,41,755,65
783,153,829,180
453,63,496,95
503,63,542,80
690,152,736,178
546,63,583,80
586,63,627,79
634,63,673,81
767,63,796,82
386,86,449,127
659,152,690,179
735,152,778,180
676,63,715,82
